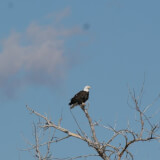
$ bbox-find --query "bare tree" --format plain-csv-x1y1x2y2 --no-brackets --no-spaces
21,121,54,160
23,84,160,160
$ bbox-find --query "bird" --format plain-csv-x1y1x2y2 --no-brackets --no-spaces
69,85,91,109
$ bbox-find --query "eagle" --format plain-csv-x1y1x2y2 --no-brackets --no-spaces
69,85,91,109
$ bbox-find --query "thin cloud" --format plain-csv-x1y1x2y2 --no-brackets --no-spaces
46,7,71,23
0,21,80,97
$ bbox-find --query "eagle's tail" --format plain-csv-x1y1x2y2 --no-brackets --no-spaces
70,104,75,109
70,103,77,109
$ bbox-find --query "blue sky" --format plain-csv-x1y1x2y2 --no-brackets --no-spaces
1,0,160,159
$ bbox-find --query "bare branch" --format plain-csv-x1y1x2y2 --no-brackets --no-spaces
25,81,160,160
33,123,41,160
54,154,99,160
80,104,99,144
26,105,88,142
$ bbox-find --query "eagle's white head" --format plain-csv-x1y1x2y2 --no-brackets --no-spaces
83,85,91,92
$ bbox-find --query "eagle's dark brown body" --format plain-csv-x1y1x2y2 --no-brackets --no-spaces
69,90,89,109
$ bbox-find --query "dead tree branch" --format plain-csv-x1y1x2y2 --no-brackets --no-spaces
25,83,160,160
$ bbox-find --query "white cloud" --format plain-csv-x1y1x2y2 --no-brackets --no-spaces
0,21,79,97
